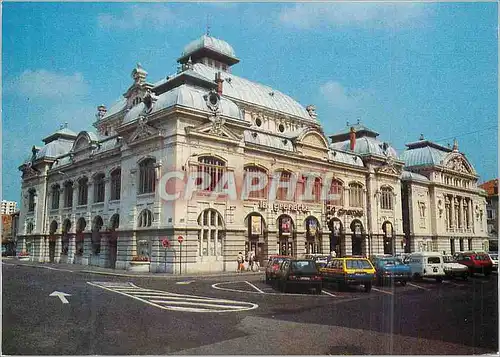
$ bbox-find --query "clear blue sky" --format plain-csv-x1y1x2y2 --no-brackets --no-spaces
2,2,498,203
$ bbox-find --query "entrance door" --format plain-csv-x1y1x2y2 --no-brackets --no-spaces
352,235,363,256
279,239,293,256
383,238,393,255
49,241,56,263
108,239,117,269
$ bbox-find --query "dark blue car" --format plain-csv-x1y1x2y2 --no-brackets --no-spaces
372,257,411,286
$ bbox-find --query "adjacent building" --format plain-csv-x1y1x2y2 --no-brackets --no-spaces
479,179,498,252
15,34,489,273
1,200,17,215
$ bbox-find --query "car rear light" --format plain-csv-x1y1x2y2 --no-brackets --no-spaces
288,275,297,280
311,276,322,281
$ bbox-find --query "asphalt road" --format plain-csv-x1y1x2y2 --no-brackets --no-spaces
2,260,498,355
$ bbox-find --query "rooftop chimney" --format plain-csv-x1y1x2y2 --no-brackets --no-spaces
349,126,356,151
215,72,224,95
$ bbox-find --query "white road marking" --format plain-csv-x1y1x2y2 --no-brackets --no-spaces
371,287,394,295
321,289,337,297
49,291,71,304
407,282,430,291
88,281,258,313
245,281,265,293
211,281,332,297
176,281,195,285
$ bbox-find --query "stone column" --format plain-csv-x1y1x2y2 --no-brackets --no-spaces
450,195,455,230
467,198,473,232
55,234,63,263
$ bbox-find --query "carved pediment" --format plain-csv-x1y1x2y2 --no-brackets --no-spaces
445,156,472,174
375,157,401,176
129,115,161,143
185,119,242,142
21,162,40,179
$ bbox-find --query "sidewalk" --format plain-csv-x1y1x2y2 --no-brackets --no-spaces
4,257,263,280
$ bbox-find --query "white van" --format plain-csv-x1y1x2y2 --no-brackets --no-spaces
404,252,446,282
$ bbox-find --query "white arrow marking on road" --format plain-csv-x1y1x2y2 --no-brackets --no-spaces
49,291,71,304
175,281,195,285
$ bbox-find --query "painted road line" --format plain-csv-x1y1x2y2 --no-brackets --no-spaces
321,289,337,297
212,281,332,297
88,281,258,313
407,282,430,291
176,281,195,285
371,287,394,295
245,281,265,293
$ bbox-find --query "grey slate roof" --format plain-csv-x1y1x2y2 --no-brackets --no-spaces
181,35,237,60
401,170,430,183
330,136,398,158
123,84,242,124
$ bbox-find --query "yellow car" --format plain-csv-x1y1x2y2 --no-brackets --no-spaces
320,257,376,292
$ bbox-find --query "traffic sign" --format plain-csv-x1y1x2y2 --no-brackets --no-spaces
178,235,184,244
162,238,170,248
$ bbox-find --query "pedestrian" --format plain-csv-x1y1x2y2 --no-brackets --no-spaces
247,250,253,271
330,250,337,258
249,250,256,271
237,252,244,273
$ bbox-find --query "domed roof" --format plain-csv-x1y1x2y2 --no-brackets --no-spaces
123,84,242,124
181,35,237,60
330,136,398,158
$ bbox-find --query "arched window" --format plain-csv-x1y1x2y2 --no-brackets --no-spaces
78,177,88,205
51,184,60,209
64,181,73,208
299,176,322,202
275,170,294,201
94,173,105,203
349,182,364,208
328,179,344,206
139,159,156,194
138,209,152,228
197,156,226,193
75,218,85,256
198,209,224,256
380,186,393,210
92,216,103,255
110,168,121,200
26,222,34,234
244,165,267,199
109,214,120,231
28,189,36,212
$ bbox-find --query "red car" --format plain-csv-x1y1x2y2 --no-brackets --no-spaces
265,255,291,283
454,251,493,276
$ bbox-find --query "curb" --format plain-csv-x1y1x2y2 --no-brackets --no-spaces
8,261,263,279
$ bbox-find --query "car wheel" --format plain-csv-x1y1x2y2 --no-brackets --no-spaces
281,282,287,293
484,270,491,277
377,276,383,286
364,282,372,293
315,286,322,295
265,275,270,283
400,280,407,286
413,273,421,281
436,277,443,283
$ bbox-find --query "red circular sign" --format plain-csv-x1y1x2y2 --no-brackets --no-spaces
177,235,184,244
162,238,170,248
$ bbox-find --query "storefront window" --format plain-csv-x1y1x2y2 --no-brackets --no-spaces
198,209,224,257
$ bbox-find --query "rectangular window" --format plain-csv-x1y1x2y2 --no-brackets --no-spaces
64,184,73,208
468,238,473,251
111,170,121,200
459,239,464,251
450,239,455,255
51,188,60,210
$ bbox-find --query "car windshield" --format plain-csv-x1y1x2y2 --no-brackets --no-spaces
290,260,318,273
273,258,286,265
346,260,372,269
443,256,455,263
473,254,490,261
381,259,403,266
428,257,441,264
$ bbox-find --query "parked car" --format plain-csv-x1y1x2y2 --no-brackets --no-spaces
488,252,498,272
442,255,469,280
265,255,291,283
277,259,322,294
371,256,411,286
454,251,493,276
304,254,330,269
405,252,446,282
320,257,376,292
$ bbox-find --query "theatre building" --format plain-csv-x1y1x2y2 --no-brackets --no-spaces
15,34,488,274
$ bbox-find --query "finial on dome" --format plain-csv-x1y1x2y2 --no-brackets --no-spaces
452,138,458,152
419,133,424,141
357,118,361,125
346,120,350,126
206,15,211,36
